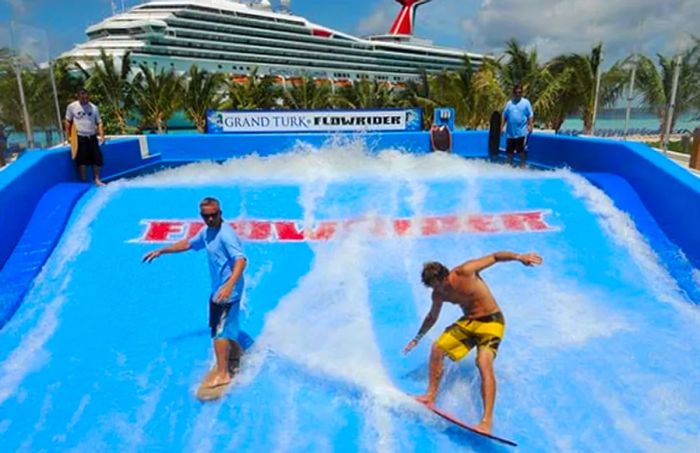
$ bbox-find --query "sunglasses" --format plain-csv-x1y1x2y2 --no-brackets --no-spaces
200,210,221,220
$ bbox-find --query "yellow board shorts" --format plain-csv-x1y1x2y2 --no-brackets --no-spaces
436,312,505,361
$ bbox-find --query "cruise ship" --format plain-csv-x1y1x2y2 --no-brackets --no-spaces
60,0,485,84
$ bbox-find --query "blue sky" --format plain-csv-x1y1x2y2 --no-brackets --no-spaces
0,0,697,65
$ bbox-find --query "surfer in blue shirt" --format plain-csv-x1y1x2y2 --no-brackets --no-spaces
143,197,247,389
501,84,534,168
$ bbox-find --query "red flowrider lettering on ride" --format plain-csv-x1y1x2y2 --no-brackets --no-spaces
131,210,555,243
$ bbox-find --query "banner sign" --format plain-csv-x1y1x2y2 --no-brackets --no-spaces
130,210,555,243
206,108,423,134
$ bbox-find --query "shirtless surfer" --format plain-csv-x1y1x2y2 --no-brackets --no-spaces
404,251,543,434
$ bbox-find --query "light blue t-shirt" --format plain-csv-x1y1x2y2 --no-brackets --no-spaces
188,223,246,303
503,98,533,139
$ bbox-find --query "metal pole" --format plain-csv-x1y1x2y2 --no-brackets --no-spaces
662,55,682,153
10,21,34,149
623,55,637,139
49,60,65,142
591,57,603,136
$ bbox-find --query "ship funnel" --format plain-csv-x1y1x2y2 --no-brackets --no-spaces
389,0,433,35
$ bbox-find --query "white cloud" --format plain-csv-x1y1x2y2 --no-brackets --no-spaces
462,0,700,63
357,4,393,36
357,0,699,65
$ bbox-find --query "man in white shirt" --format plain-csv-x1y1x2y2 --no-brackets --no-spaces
64,88,106,186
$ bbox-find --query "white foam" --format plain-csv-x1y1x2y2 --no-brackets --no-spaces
129,136,553,187
5,139,698,449
565,172,700,322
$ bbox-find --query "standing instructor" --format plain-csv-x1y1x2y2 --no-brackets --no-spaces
64,87,106,186
501,84,534,168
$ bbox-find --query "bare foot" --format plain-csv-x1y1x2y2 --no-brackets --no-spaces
414,394,436,406
473,419,492,435
207,371,231,389
94,179,107,187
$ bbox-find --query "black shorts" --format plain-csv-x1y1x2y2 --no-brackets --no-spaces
506,137,526,154
75,135,103,167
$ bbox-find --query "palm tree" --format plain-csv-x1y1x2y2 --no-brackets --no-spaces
225,67,280,110
496,39,581,131
23,67,59,145
281,74,332,109
428,69,467,124
52,58,86,120
0,47,15,165
395,70,436,129
0,48,22,146
182,65,226,132
467,61,508,129
0,50,61,147
547,43,605,134
635,39,700,140
427,59,505,129
332,79,397,109
132,64,183,133
75,49,134,134
499,38,541,94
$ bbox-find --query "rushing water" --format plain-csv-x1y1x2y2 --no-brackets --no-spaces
0,140,698,452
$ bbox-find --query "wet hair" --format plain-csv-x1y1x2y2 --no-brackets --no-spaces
421,261,449,287
199,197,220,209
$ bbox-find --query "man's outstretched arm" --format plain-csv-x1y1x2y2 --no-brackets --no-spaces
142,239,191,263
403,294,443,354
458,251,543,275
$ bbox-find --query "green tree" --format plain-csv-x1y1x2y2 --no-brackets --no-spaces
497,39,578,130
467,61,507,128
23,67,59,145
395,71,436,129
52,58,86,123
0,48,23,147
635,39,700,139
225,67,280,109
182,65,226,132
547,43,605,134
427,59,505,129
0,48,16,164
499,38,541,93
332,79,397,109
281,74,332,109
0,50,64,148
132,64,183,133
75,49,134,134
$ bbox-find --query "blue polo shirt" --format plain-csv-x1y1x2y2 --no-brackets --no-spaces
503,98,533,139
188,223,246,303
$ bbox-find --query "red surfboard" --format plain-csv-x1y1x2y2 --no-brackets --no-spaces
419,401,517,447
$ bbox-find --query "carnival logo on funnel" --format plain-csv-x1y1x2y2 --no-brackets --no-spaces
129,210,556,243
